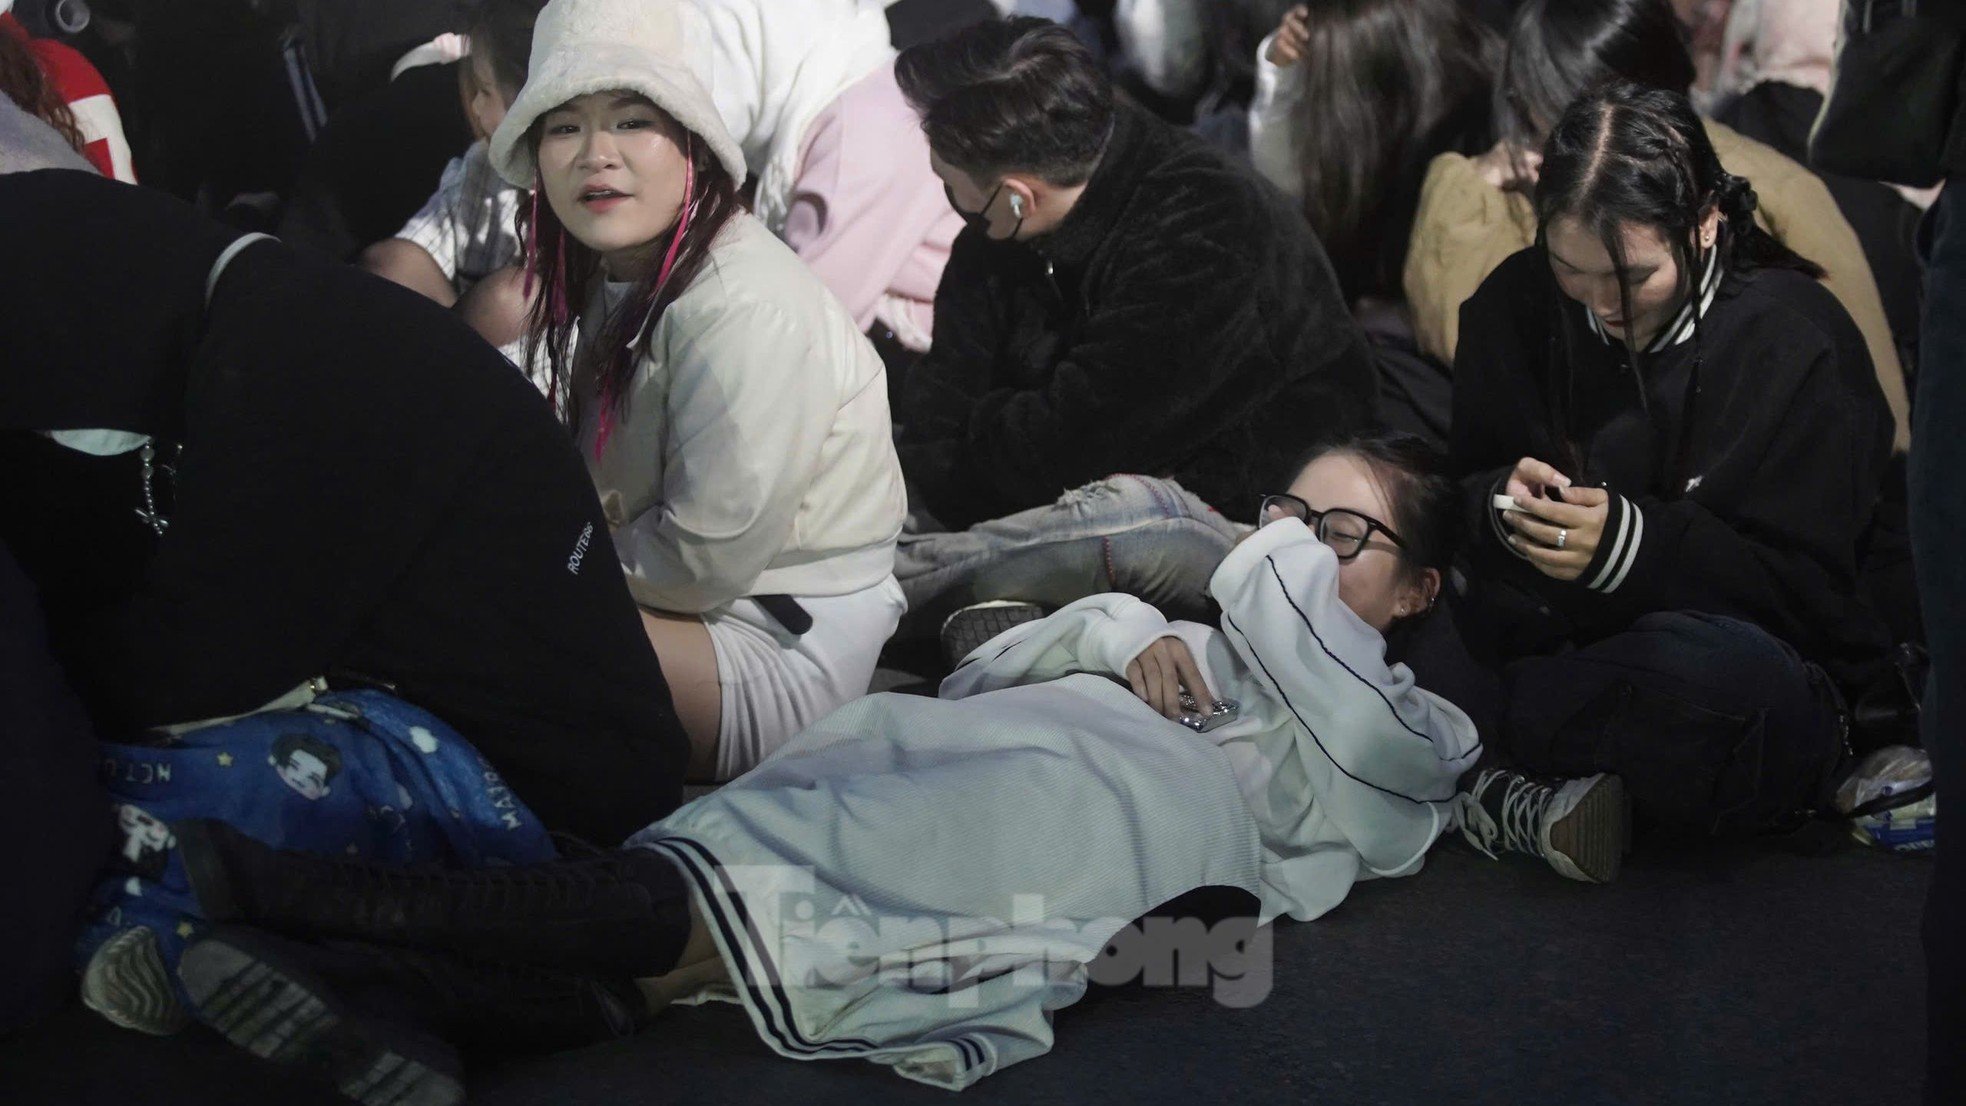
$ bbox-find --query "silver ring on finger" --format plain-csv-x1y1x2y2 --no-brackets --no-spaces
1556,528,1569,550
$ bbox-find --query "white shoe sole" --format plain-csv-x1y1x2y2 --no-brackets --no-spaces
1543,773,1631,884
939,600,1045,668
81,926,189,1035
180,933,463,1106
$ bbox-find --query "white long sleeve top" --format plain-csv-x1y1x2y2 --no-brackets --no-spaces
941,516,1481,922
580,214,905,613
1113,0,1209,102
691,0,895,234
1246,31,1305,202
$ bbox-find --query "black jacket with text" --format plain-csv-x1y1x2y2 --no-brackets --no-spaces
0,169,687,843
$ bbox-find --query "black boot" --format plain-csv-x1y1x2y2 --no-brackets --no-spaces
179,925,643,1106
176,819,691,977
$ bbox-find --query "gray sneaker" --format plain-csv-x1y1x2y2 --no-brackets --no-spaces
939,600,1045,669
81,925,189,1035
179,928,467,1106
1459,768,1631,883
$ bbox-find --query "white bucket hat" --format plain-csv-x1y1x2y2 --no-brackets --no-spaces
488,0,746,190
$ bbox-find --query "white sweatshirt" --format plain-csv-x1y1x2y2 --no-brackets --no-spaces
941,516,1482,922
690,0,896,234
1114,0,1209,102
1246,31,1305,202
579,213,906,613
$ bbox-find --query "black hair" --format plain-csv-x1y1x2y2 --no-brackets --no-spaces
463,0,545,96
894,16,1115,186
1531,80,1822,490
1288,0,1498,302
1498,0,1695,153
1292,431,1460,584
271,732,344,781
520,108,742,433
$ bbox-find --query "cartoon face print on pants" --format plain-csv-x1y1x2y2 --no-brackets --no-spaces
115,803,175,881
368,784,416,833
269,732,344,801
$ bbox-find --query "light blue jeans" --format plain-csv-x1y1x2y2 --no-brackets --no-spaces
896,475,1248,634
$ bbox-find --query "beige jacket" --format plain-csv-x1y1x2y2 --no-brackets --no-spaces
1403,118,1911,451
579,213,905,613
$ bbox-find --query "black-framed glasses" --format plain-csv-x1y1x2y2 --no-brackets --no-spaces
1257,494,1405,562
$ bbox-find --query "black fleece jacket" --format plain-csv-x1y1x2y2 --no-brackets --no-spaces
898,104,1375,529
1450,247,1895,689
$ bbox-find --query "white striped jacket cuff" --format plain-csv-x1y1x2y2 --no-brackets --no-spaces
1486,479,1645,595
1581,492,1644,594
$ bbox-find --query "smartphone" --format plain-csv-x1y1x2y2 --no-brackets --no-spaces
1492,487,1566,513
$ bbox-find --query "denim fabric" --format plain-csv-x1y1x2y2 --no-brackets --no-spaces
77,689,557,996
896,475,1246,633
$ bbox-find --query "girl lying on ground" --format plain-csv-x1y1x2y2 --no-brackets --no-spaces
163,433,1485,1104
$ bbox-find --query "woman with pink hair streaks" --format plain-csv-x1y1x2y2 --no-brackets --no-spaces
496,0,907,784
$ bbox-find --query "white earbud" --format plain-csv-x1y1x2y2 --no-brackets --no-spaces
1009,193,1025,218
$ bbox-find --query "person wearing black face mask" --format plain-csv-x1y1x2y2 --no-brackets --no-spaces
891,19,1375,644
944,178,1027,240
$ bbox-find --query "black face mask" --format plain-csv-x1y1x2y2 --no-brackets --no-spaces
945,181,1023,241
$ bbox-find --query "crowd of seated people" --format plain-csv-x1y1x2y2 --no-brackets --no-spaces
2,2,1958,1105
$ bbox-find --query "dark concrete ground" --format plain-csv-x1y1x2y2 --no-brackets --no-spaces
4,835,1929,1106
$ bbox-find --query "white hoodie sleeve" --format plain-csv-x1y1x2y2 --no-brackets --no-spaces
937,593,1183,701
693,0,768,174
1210,519,1480,884
1247,32,1305,202
610,298,833,613
1113,0,1209,101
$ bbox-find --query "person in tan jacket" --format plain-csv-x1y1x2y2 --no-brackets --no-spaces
1403,0,1910,452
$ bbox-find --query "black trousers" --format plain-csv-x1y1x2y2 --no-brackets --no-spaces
1499,611,1846,837
0,543,114,1036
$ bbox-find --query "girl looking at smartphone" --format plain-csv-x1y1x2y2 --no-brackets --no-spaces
1447,82,1894,879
